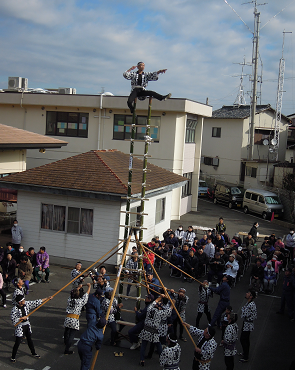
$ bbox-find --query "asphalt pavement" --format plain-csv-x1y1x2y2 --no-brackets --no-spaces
0,198,294,370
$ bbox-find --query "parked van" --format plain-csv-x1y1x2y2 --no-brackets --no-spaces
198,180,208,197
243,189,284,220
213,183,243,208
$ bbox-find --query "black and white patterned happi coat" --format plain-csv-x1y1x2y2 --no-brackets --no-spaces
64,293,89,330
241,301,257,332
139,301,172,343
173,293,189,321
125,258,139,283
123,70,159,99
159,343,181,370
71,268,84,287
12,287,26,306
223,322,239,356
11,299,42,337
158,303,171,338
101,297,118,323
189,326,217,370
197,287,212,313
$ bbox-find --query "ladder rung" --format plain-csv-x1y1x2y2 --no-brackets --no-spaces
121,309,136,313
120,211,148,215
127,183,151,187
119,281,140,286
118,238,137,243
126,168,151,172
130,154,152,157
119,225,148,230
115,266,143,273
121,197,150,200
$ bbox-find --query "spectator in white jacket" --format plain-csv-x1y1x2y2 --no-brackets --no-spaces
224,255,239,279
285,229,295,262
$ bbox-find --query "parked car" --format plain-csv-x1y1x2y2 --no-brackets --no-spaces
198,180,208,197
243,188,284,220
213,183,243,209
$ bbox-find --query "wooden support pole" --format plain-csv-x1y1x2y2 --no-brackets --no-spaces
90,234,132,370
140,243,197,349
15,239,125,327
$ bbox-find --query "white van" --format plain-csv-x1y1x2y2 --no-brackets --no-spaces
243,189,284,220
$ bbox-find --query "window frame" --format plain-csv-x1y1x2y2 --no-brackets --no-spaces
185,118,198,143
46,111,89,138
113,114,160,142
41,203,93,236
212,127,221,138
182,172,192,198
155,198,166,224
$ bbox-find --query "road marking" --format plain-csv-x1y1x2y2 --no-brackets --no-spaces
74,338,80,346
261,294,281,298
42,367,51,370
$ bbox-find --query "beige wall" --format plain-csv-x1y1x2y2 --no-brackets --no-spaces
0,149,26,174
0,93,212,220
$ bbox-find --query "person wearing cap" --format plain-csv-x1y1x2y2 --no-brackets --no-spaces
129,293,154,350
101,287,123,346
232,233,242,246
239,290,257,363
64,283,91,355
223,255,239,280
159,333,181,370
123,62,171,114
171,288,189,342
85,288,103,328
183,322,217,370
77,317,105,370
10,294,53,362
221,312,239,370
139,294,172,366
263,261,276,293
209,275,231,328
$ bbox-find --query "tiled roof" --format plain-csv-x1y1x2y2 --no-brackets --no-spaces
0,123,68,148
0,150,186,196
211,105,291,123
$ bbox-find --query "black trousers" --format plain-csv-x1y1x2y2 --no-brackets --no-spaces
173,316,184,338
225,355,234,370
195,306,211,328
12,325,36,359
0,288,6,304
240,330,250,360
127,88,165,111
64,327,78,352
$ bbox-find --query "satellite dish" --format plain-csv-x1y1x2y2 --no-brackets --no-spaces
263,139,269,146
271,138,277,146
269,148,274,153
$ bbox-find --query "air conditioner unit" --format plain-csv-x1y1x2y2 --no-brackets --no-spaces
8,77,28,90
8,77,22,89
58,87,76,94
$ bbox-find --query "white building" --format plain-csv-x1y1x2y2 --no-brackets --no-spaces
0,150,186,264
0,91,212,219
201,105,290,188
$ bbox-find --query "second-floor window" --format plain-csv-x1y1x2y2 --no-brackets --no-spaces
46,111,89,137
212,127,221,138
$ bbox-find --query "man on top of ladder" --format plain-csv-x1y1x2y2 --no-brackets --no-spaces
123,62,171,113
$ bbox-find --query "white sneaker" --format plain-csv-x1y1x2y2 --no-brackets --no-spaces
208,282,212,286
130,342,141,350
216,283,219,287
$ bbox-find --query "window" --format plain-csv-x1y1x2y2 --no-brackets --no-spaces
245,192,251,199
202,156,219,167
41,204,93,235
212,127,221,138
113,114,160,142
246,166,257,178
185,118,198,143
251,194,258,201
155,198,166,224
46,111,89,137
182,173,192,198
130,206,141,227
254,129,274,145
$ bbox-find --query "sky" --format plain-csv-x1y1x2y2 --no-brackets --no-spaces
1,0,295,115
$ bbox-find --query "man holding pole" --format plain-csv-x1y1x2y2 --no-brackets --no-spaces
10,294,53,363
183,323,217,370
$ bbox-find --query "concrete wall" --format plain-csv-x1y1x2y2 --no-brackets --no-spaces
0,149,26,174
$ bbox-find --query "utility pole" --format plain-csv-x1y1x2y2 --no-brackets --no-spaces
248,1,261,160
